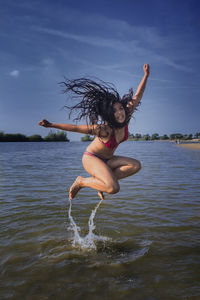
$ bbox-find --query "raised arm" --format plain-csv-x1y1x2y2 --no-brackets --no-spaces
38,119,105,136
127,64,150,113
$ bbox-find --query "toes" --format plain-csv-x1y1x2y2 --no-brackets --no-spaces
69,177,82,199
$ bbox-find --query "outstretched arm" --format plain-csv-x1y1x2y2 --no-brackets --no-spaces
38,119,102,135
127,64,150,113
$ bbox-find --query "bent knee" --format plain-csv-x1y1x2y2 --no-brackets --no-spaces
130,160,142,174
136,160,142,171
107,181,120,194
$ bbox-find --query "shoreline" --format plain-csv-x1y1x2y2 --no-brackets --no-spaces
177,143,200,150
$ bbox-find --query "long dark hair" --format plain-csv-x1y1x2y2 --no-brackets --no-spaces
59,77,134,129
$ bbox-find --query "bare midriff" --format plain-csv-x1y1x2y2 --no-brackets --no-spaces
86,137,117,159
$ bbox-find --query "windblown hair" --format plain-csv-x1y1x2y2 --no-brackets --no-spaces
59,77,134,129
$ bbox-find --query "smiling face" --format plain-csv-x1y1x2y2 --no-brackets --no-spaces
113,102,126,124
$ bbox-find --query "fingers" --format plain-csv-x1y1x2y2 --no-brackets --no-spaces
143,63,150,76
38,120,43,126
38,120,45,126
38,119,51,127
127,102,133,108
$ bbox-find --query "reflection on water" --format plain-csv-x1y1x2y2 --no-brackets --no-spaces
0,141,200,299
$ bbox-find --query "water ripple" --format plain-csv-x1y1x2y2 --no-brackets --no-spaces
0,141,200,299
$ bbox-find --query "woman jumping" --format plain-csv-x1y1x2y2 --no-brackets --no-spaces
38,64,150,200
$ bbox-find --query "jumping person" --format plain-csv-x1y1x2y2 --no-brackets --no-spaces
38,64,150,200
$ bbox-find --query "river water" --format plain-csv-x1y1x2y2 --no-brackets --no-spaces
0,141,200,300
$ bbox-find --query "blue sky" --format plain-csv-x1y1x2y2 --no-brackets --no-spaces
0,0,200,140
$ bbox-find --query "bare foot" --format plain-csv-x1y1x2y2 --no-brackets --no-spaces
98,191,105,200
69,176,82,199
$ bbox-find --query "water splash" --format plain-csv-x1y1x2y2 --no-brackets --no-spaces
68,197,107,251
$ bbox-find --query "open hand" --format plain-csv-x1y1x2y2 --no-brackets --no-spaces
38,119,52,128
143,64,150,77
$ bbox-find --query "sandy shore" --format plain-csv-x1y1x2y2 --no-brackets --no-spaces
178,143,200,150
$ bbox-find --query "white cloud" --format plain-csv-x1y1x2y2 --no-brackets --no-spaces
9,70,20,77
33,26,137,53
33,24,192,73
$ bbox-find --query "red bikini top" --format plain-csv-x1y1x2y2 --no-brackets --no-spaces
98,124,129,149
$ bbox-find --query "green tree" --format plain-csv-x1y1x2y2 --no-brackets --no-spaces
3,133,29,142
128,133,134,139
184,134,193,140
44,131,56,141
0,131,4,141
56,131,69,141
160,134,169,140
170,133,183,140
81,134,94,142
151,133,160,140
182,134,193,140
142,134,151,141
28,134,43,142
194,132,200,139
44,130,69,142
135,133,142,140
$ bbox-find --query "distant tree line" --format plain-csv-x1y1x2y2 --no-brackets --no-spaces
0,130,69,142
128,132,200,141
1,130,199,142
80,132,200,142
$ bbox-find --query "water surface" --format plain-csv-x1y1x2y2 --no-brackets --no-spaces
0,141,200,299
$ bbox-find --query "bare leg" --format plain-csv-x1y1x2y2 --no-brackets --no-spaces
69,155,119,199
69,176,82,199
69,173,119,199
107,156,141,179
96,157,141,200
69,176,108,199
69,155,141,199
